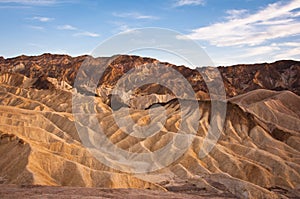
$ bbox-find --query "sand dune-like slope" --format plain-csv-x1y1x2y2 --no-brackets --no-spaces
0,73,162,191
0,72,299,198
230,89,300,133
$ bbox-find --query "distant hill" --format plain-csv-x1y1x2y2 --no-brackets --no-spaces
0,54,299,98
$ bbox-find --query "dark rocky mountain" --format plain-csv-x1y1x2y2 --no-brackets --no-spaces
0,54,299,98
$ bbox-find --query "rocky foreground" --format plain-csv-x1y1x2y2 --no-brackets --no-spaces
0,54,299,198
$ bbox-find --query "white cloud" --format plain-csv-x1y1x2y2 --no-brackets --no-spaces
180,0,300,47
32,16,54,22
210,42,299,66
257,19,294,25
0,0,57,5
274,47,300,59
174,0,205,7
237,46,280,58
112,12,158,20
108,21,135,33
57,25,98,38
73,31,99,37
57,24,77,30
118,24,132,32
272,42,300,47
225,9,248,19
271,42,300,60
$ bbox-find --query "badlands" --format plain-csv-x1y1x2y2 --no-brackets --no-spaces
0,54,299,198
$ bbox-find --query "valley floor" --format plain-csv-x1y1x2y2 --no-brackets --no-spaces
0,184,237,199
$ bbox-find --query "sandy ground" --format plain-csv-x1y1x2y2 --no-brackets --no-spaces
0,185,236,199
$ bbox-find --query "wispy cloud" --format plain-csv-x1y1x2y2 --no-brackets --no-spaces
112,12,158,20
211,41,300,66
237,46,280,58
32,16,54,22
28,43,43,48
56,24,98,37
108,21,135,33
173,0,205,7
272,42,300,60
27,25,44,30
0,5,30,8
57,24,77,30
73,31,99,37
117,24,132,32
274,47,300,60
0,0,57,5
225,9,248,20
179,0,300,47
272,42,300,47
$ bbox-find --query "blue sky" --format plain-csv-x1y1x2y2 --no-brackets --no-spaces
0,0,299,66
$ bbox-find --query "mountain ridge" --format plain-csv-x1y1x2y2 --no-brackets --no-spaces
0,54,299,98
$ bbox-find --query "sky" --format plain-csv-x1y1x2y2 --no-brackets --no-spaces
0,0,299,67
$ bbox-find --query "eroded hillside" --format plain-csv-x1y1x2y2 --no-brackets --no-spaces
0,54,299,199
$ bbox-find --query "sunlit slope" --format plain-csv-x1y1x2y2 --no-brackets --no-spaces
0,72,299,198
